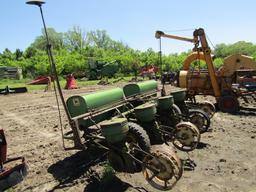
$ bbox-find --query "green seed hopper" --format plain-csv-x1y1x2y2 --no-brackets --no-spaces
157,95,174,110
134,103,157,122
170,89,186,103
66,88,125,127
100,118,129,143
123,80,158,98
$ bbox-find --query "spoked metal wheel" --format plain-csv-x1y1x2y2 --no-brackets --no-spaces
142,145,183,191
188,109,210,133
199,101,216,118
172,122,200,152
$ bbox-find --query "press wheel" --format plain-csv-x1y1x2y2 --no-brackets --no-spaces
188,109,210,133
199,101,216,118
142,145,183,191
172,122,200,152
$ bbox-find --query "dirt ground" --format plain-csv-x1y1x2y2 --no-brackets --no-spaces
0,83,256,192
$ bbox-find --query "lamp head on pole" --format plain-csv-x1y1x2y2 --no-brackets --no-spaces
26,0,45,6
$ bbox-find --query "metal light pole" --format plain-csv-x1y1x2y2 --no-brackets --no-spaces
158,37,166,96
26,0,71,123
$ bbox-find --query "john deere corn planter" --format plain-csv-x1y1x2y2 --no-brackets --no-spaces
65,87,183,190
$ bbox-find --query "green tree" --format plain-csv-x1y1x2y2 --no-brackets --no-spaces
15,49,23,60
30,27,64,51
86,30,112,49
214,41,256,58
24,47,37,58
0,48,16,66
64,25,86,51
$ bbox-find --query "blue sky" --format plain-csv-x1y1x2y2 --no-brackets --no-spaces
1,0,256,54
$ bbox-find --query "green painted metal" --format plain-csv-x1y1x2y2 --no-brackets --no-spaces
123,80,157,97
100,118,129,143
170,90,186,103
157,95,174,110
66,88,124,127
66,88,124,117
134,103,156,122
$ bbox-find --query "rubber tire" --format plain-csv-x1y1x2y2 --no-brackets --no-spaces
127,122,151,152
218,95,240,114
188,109,210,133
107,150,125,172
172,104,182,115
170,104,182,126
141,121,163,145
125,122,151,172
